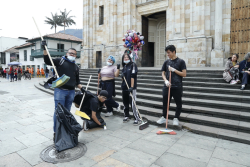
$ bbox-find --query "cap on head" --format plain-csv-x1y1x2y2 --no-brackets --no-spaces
99,90,108,98
107,55,115,64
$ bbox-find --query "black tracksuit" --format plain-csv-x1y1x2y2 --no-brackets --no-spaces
161,58,186,119
121,62,140,120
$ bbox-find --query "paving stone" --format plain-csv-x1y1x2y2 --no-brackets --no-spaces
92,157,133,167
110,129,143,142
37,121,53,129
37,128,54,140
121,123,157,134
41,140,54,147
142,132,178,146
167,143,213,163
34,162,57,167
216,139,250,154
33,115,52,122
176,135,217,151
111,147,158,167
55,155,96,167
0,121,22,130
212,147,250,166
15,111,35,119
17,144,46,166
0,138,27,157
84,141,115,160
0,114,22,122
15,124,45,134
150,164,161,167
155,153,207,167
127,139,169,157
16,117,40,126
184,132,218,142
207,158,247,167
78,131,99,144
93,135,131,150
15,132,50,147
0,153,32,167
0,128,24,141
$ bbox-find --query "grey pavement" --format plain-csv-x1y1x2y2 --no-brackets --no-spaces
0,77,250,167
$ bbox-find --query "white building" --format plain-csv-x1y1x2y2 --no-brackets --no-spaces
0,37,27,68
1,33,82,75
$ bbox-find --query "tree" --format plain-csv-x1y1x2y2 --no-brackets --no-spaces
60,9,76,33
44,12,63,33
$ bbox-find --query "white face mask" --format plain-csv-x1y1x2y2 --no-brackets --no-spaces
124,60,130,64
107,62,112,66
67,55,75,61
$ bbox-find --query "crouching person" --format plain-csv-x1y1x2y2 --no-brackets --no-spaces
74,89,108,130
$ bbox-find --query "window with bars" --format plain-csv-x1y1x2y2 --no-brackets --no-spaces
30,49,34,61
99,6,104,25
24,50,27,61
1,52,6,64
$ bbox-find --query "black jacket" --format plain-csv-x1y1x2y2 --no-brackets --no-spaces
44,55,80,90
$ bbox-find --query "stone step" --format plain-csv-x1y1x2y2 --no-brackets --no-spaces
35,83,250,137
79,76,244,90
79,72,223,78
79,74,226,83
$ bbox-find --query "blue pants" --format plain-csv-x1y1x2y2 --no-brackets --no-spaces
45,73,48,78
241,72,250,85
101,81,119,112
6,74,9,80
53,88,75,132
10,74,14,81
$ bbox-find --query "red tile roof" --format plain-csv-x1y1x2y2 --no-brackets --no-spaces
15,43,34,49
3,46,19,53
27,33,82,43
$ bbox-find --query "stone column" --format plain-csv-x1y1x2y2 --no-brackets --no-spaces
214,0,223,50
211,0,224,67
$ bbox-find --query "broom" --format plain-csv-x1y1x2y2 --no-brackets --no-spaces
123,76,149,130
32,17,70,88
75,75,92,120
156,68,176,135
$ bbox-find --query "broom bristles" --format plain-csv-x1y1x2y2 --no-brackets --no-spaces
51,74,70,88
139,121,149,130
156,129,177,135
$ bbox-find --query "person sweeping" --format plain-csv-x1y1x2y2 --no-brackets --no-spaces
74,89,108,131
42,40,83,141
120,53,140,125
156,45,186,126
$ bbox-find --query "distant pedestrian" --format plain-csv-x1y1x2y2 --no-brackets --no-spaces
37,68,40,77
17,66,22,80
41,68,45,77
14,68,18,81
10,67,15,82
31,67,34,78
45,67,49,78
6,68,9,80
3,68,6,78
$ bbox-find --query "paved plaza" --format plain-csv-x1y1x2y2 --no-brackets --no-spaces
0,77,250,167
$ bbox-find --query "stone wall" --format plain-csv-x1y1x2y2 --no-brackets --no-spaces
82,0,231,68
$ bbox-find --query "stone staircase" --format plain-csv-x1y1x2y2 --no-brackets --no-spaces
35,68,250,144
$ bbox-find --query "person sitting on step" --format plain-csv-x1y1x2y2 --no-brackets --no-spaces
224,54,240,84
239,52,250,90
73,89,108,131
98,55,120,117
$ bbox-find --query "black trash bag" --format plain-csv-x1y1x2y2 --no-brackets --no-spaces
55,103,82,152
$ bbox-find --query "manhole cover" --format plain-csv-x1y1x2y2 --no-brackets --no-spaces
40,143,87,164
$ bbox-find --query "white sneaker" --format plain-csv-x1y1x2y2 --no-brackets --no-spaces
116,104,121,112
156,116,166,124
173,118,179,126
230,80,237,84
104,112,113,117
83,121,88,131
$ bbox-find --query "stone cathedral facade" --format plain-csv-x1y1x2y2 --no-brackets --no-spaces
81,0,232,68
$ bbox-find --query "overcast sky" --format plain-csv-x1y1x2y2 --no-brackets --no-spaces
0,0,83,39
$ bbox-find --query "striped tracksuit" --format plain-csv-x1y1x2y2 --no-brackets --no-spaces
121,62,140,121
